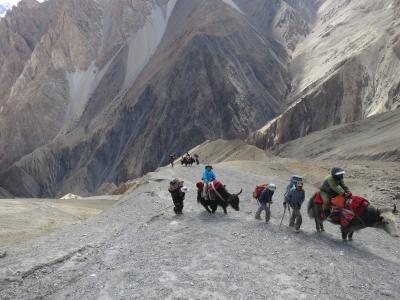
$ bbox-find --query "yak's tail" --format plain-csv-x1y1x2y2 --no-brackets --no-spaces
307,193,317,218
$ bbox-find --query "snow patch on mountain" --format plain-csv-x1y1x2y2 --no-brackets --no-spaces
64,0,176,132
221,0,243,14
64,59,114,132
122,0,177,91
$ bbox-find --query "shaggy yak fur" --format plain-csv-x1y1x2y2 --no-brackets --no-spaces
308,193,399,240
197,185,242,214
181,157,195,167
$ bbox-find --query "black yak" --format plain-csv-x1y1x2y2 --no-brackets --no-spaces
196,181,242,214
308,193,399,240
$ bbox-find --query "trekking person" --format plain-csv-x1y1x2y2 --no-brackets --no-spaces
202,165,216,200
169,154,175,168
194,154,200,165
284,175,303,203
320,167,351,203
168,179,187,215
284,181,305,233
255,183,276,223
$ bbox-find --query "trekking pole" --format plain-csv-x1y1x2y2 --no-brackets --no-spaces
279,206,287,229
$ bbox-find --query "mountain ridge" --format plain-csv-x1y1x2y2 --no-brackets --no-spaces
1,0,399,197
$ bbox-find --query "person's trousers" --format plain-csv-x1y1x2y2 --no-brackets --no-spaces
255,202,271,222
289,206,302,230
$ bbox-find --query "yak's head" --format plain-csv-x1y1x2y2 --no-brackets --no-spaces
229,189,242,211
375,205,399,237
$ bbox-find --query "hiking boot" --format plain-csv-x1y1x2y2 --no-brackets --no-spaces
255,215,261,220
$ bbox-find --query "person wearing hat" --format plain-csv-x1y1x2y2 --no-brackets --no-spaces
284,181,305,232
255,183,276,223
320,167,351,204
202,165,216,200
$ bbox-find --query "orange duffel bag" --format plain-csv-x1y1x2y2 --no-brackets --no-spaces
331,195,345,208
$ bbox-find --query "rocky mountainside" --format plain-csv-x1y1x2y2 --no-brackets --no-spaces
249,0,400,149
0,0,317,197
0,0,399,197
276,109,400,161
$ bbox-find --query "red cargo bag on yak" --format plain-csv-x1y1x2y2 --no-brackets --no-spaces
196,182,204,190
208,180,223,193
348,196,369,217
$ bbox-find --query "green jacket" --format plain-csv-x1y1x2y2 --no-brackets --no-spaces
320,175,349,197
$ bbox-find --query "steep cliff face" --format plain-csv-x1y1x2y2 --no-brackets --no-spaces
0,0,178,171
1,0,398,197
249,0,400,149
0,0,308,197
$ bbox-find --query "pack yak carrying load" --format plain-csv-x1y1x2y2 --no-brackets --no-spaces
196,180,242,214
308,167,399,240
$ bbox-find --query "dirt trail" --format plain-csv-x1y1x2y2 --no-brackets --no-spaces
0,163,399,299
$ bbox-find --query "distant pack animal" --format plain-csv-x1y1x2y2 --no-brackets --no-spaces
308,192,399,240
181,156,195,167
196,181,242,214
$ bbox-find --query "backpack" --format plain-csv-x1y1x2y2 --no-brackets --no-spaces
252,184,269,199
284,175,303,200
169,179,183,192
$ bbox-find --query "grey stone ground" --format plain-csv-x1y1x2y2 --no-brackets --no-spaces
1,164,399,299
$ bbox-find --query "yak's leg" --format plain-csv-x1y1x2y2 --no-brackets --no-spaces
211,203,217,214
315,218,325,232
313,206,323,232
222,205,227,215
177,202,184,214
341,227,349,240
315,218,320,232
348,231,354,241
203,203,212,214
200,199,212,213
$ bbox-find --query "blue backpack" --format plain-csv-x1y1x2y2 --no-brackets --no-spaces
284,175,303,200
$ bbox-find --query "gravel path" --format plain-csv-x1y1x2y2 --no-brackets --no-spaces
1,164,399,299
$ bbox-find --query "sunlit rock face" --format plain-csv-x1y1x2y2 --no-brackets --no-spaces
1,0,399,197
0,0,304,197
248,0,400,149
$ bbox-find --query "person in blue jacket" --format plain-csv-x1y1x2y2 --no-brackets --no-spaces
202,165,216,200
284,181,305,233
255,183,276,223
